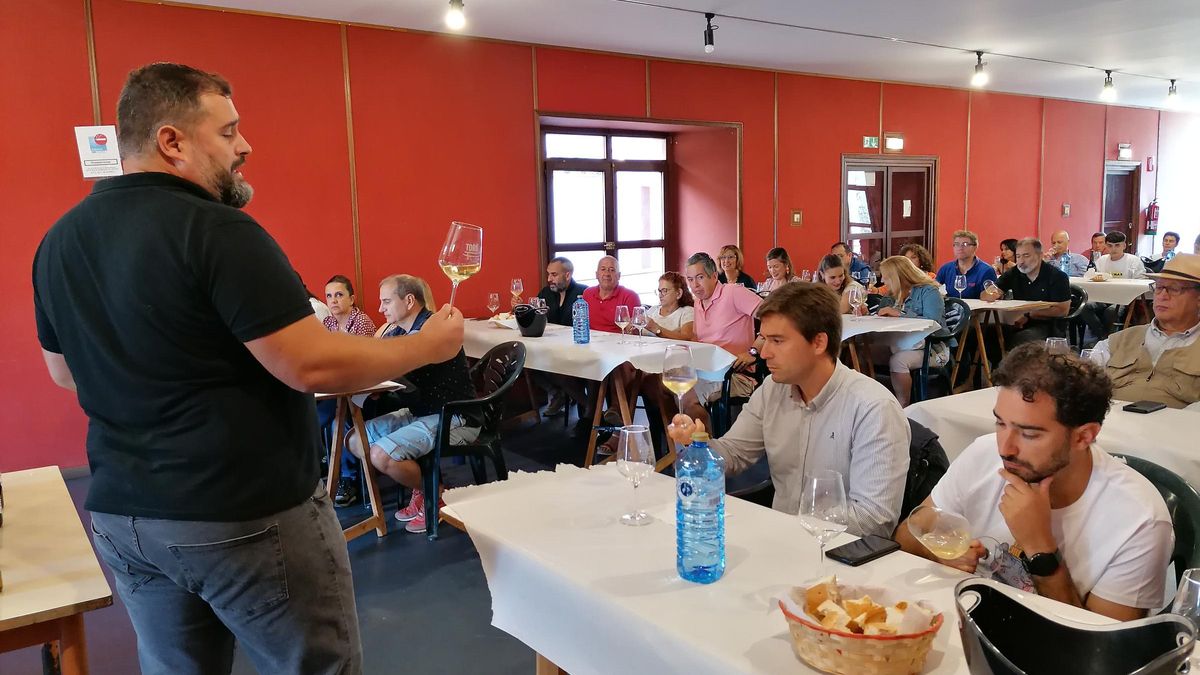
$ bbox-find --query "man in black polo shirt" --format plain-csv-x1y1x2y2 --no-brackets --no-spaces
534,256,589,416
33,63,463,674
981,237,1071,345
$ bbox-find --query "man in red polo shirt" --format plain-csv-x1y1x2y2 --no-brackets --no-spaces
582,255,642,333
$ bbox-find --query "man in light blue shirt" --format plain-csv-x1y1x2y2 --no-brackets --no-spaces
1046,230,1090,277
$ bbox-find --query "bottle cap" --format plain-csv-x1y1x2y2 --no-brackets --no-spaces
691,431,710,442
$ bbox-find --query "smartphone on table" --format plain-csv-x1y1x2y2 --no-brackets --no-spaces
825,535,901,567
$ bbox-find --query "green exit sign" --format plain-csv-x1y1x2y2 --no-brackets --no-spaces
863,136,880,149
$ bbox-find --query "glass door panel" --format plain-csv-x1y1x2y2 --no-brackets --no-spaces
616,247,665,305
550,170,606,245
846,169,885,236
889,169,927,234
616,171,665,241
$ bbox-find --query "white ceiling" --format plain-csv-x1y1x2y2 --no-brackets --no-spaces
185,0,1200,111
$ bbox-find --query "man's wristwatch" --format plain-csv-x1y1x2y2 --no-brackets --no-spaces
748,347,759,358
1019,549,1062,576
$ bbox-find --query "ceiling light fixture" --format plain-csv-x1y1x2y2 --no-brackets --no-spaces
703,12,718,54
1099,70,1117,102
1166,79,1179,107
445,0,465,30
970,51,989,88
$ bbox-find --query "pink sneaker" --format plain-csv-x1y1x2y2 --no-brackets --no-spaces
404,509,427,534
394,490,424,522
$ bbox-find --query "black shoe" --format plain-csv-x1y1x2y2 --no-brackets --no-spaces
334,478,360,506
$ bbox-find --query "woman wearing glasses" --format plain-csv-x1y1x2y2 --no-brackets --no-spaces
716,244,757,290
642,272,695,340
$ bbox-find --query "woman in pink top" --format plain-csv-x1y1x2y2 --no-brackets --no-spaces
322,274,377,336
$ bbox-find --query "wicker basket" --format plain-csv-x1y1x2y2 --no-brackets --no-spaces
779,600,944,675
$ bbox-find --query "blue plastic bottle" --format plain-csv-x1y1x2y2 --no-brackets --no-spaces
676,431,726,584
572,296,590,344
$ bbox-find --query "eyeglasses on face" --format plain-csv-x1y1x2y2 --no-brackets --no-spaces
718,255,737,261
1150,282,1200,297
952,241,976,248
656,287,676,294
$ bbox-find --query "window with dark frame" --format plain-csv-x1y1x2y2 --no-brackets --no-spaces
542,128,669,305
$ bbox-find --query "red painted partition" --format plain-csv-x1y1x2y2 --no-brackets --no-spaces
0,0,95,471
966,93,1042,255
777,74,881,265
882,84,969,260
648,62,775,278
90,0,356,297
347,28,538,319
672,128,739,273
536,48,646,118
1041,100,1106,244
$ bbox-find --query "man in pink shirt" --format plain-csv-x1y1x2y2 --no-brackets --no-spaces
582,255,642,333
684,252,763,423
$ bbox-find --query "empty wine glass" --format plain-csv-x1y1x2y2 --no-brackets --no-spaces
757,280,769,294
438,221,482,309
1080,348,1094,361
847,285,866,316
486,292,500,316
662,345,697,416
954,274,967,296
798,470,849,570
632,306,648,347
614,305,631,344
617,425,655,526
1045,337,1070,354
510,278,524,309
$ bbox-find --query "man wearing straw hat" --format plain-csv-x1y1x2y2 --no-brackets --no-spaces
1088,253,1200,409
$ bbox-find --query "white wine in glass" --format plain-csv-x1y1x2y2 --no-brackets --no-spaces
614,305,631,344
847,285,865,316
906,505,972,559
438,221,482,309
662,344,697,415
510,278,524,309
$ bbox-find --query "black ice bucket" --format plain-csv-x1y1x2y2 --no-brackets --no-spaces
513,303,548,338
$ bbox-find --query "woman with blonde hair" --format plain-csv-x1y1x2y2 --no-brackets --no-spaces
716,244,756,289
874,255,947,407
760,247,799,293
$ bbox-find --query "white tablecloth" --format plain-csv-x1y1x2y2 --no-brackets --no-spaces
843,316,942,350
443,464,1105,675
906,387,1200,487
464,321,735,381
1070,278,1153,305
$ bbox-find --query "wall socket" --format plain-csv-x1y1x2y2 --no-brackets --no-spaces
1061,203,1071,217
791,209,803,226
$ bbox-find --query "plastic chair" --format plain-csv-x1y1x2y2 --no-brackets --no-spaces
1111,453,1200,590
915,297,971,402
1066,285,1089,349
420,341,526,540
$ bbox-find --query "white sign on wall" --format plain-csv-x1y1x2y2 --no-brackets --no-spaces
74,125,123,179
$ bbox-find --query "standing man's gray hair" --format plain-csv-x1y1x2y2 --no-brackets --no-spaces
687,252,717,276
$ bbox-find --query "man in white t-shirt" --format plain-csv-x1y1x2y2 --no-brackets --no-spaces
1094,231,1147,279
896,342,1174,621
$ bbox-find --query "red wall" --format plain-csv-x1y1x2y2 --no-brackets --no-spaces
1105,106,1160,242
5,0,1200,471
672,128,739,273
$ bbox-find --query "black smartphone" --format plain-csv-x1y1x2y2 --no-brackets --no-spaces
825,535,901,566
1122,400,1167,414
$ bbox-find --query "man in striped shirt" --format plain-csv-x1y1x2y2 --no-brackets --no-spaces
668,282,910,538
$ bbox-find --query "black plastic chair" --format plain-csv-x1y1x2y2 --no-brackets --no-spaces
1111,453,1200,590
916,297,970,402
709,361,766,437
1066,285,1089,349
420,341,526,540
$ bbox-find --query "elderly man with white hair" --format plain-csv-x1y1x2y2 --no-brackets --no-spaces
582,255,641,333
1044,230,1090,277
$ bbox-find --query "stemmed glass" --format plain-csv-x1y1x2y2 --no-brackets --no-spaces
801,269,812,282
662,345,697,416
798,470,849,570
847,285,866,316
631,306,648,347
510,278,524,309
954,274,967,296
614,305,631,344
486,292,500,317
438,221,482,309
1080,348,1094,361
906,505,973,560
617,425,655,526
1045,337,1070,354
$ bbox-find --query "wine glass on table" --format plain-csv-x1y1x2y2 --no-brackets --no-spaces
614,305,631,344
486,292,500,317
662,344,697,416
906,505,972,560
617,425,656,526
801,269,812,282
632,306,648,347
798,470,849,571
1045,337,1070,354
954,274,967,297
438,221,482,309
847,285,866,317
510,278,524,310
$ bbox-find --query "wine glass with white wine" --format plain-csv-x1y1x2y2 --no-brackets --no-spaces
906,505,972,560
614,305,631,345
438,221,482,309
847,285,865,316
510,278,524,310
798,470,849,571
662,344,697,417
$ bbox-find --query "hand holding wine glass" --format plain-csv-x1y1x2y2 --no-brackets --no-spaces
906,504,988,573
617,425,656,526
662,345,697,416
798,470,849,570
438,221,483,309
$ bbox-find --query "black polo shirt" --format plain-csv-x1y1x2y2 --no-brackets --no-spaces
33,172,321,521
537,280,587,326
995,262,1072,333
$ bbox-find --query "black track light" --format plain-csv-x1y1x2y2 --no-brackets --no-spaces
703,13,718,54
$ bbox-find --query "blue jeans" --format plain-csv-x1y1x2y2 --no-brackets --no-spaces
90,484,362,675
317,399,360,481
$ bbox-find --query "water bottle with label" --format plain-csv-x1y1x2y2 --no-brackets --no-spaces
676,431,726,584
572,295,590,344
1059,254,1070,275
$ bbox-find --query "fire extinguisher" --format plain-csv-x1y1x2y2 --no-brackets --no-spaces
1147,199,1160,231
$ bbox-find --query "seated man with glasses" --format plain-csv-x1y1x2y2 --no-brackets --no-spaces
935,229,997,299
1087,254,1200,409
